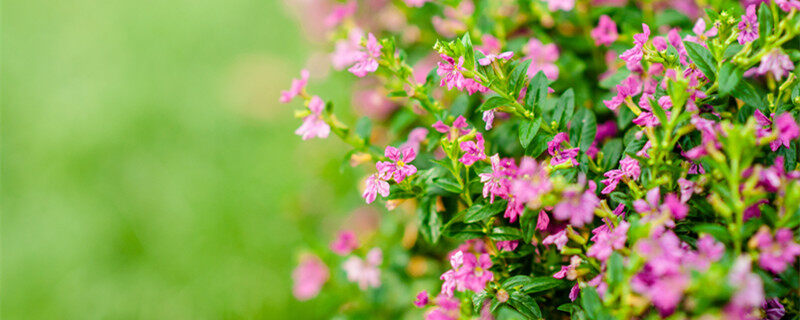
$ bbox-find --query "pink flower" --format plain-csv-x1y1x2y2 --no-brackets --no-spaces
496,240,519,251
553,255,582,280
727,256,764,313
604,75,642,111
776,0,800,12
542,230,568,250
619,24,650,71
280,69,310,103
292,254,330,300
460,133,487,166
677,178,695,202
433,115,471,139
363,174,390,204
377,146,418,183
601,156,640,194
348,33,382,77
324,0,356,27
440,251,494,296
661,193,688,220
545,0,575,11
414,290,430,307
772,113,800,151
401,127,430,153
478,51,513,66
751,227,800,274
295,96,331,140
553,186,599,227
425,294,460,320
548,132,579,166
479,155,513,203
587,221,629,261
332,29,364,70
404,0,432,7
482,110,495,130
684,18,718,46
343,247,382,290
754,49,795,80
591,15,618,46
522,39,560,80
738,5,759,45
537,210,550,231
512,157,552,206
690,234,724,270
330,230,359,255
436,55,488,95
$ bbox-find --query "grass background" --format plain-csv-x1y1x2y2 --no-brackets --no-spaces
2,0,359,318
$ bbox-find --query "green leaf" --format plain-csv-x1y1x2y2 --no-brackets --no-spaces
519,118,542,149
508,292,542,319
718,62,743,97
418,198,442,244
354,116,372,140
758,4,773,45
554,89,575,130
433,176,463,194
509,60,532,98
526,133,554,157
490,226,522,240
732,80,764,109
461,32,475,69
445,222,485,240
503,275,535,291
648,97,668,127
704,8,720,22
684,41,716,81
387,90,407,97
692,223,732,244
600,139,623,171
464,201,508,223
607,252,624,289
473,291,491,313
524,71,549,113
570,108,597,152
579,286,604,320
480,96,512,111
522,276,565,294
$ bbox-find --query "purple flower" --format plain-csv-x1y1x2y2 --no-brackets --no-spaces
677,178,695,202
343,247,382,290
280,69,310,103
751,227,800,274
433,115,470,140
738,5,759,45
295,96,331,140
363,174,390,204
762,298,786,320
553,187,599,227
754,49,795,80
414,290,430,308
292,254,330,300
548,132,579,166
587,221,629,261
377,146,418,183
496,240,519,252
331,230,359,255
348,33,382,77
591,15,618,46
478,51,513,66
684,18,718,46
522,39,560,80
460,133,487,166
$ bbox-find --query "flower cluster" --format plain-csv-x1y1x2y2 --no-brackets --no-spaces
282,0,800,319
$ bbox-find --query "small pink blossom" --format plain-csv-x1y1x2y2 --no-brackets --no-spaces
482,110,495,130
545,0,575,11
751,227,800,274
377,146,418,183
460,133,487,166
343,248,383,290
753,49,795,80
553,186,599,227
542,230,568,250
548,132,579,166
414,290,430,307
478,51,513,66
437,55,488,94
619,24,650,71
332,29,364,70
496,240,519,251
587,221,629,261
479,155,513,203
404,0,432,7
522,39,560,80
776,0,800,12
601,156,640,194
331,230,359,255
363,174,390,204
772,113,800,151
324,0,356,27
292,254,330,300
433,115,471,140
401,127,430,153
684,18,718,46
591,15,618,46
280,69,310,103
348,33,382,77
738,5,759,45
295,96,331,140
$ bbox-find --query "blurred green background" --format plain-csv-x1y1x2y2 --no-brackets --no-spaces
2,0,360,318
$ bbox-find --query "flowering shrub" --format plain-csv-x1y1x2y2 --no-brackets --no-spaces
283,0,800,318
